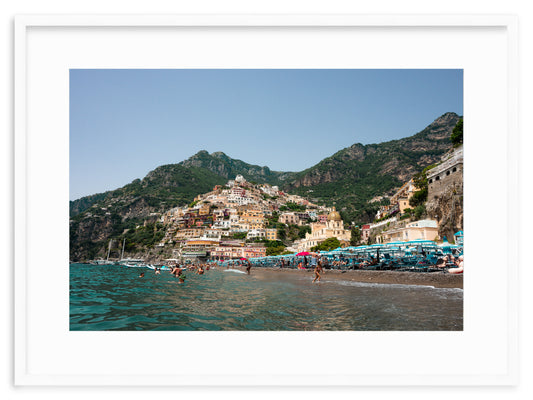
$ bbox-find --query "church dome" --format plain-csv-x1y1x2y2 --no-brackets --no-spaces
327,208,342,221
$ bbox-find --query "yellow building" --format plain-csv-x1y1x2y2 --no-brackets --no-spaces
239,208,265,229
265,228,278,241
296,208,350,252
174,227,203,240
181,238,220,259
199,203,211,216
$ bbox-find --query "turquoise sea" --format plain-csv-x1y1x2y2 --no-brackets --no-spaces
70,263,463,331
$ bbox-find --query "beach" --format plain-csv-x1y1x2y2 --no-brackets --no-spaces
232,267,463,289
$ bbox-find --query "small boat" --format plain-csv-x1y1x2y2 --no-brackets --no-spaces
146,265,171,271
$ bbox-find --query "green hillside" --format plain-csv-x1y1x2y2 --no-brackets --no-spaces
69,112,461,260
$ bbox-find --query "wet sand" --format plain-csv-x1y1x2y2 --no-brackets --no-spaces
226,267,463,289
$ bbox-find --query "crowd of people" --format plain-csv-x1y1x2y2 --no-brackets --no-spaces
137,252,463,283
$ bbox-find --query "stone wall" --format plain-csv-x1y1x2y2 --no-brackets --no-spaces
426,175,463,243
428,163,464,200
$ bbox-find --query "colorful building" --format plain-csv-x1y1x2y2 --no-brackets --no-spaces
296,208,350,252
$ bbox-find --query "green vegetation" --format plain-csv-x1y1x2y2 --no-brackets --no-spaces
350,225,361,246
69,192,109,217
265,212,279,228
232,232,247,240
276,224,310,243
263,240,287,256
400,208,413,221
121,222,165,251
414,204,426,220
279,202,307,212
451,118,463,146
409,164,436,208
311,237,341,252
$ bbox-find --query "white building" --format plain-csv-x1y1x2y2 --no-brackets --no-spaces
247,229,266,240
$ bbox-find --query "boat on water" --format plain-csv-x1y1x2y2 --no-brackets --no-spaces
90,259,112,265
146,264,171,271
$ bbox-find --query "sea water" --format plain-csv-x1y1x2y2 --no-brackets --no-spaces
69,263,463,331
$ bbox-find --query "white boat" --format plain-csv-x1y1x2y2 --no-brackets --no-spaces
146,264,172,271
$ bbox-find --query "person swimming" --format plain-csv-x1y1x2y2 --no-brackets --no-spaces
139,272,145,278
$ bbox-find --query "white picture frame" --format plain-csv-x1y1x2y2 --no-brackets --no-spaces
14,14,518,387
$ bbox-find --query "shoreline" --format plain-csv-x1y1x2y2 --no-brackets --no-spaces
230,267,464,289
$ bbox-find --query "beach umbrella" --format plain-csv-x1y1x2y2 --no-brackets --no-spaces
296,251,311,256
240,257,247,261
407,239,435,245
385,241,407,247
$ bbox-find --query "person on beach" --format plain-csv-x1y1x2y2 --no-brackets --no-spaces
435,255,448,269
246,260,252,275
312,260,323,283
310,254,318,270
448,255,464,274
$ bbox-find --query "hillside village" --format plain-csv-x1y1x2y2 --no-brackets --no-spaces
153,174,337,261
70,113,464,263
95,143,463,264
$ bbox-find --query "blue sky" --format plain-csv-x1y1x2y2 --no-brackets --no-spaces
70,69,463,200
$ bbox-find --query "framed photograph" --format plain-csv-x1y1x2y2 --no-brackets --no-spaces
14,14,518,386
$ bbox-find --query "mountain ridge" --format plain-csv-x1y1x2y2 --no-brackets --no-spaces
70,112,462,260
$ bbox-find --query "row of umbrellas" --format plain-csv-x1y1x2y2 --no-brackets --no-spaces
245,239,463,261
209,239,463,263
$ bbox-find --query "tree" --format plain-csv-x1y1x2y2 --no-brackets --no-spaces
277,226,287,240
409,164,436,208
414,204,426,220
298,225,311,239
350,226,361,246
409,189,427,208
311,237,341,252
451,118,463,146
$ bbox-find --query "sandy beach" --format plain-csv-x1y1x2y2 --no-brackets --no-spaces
228,267,463,289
